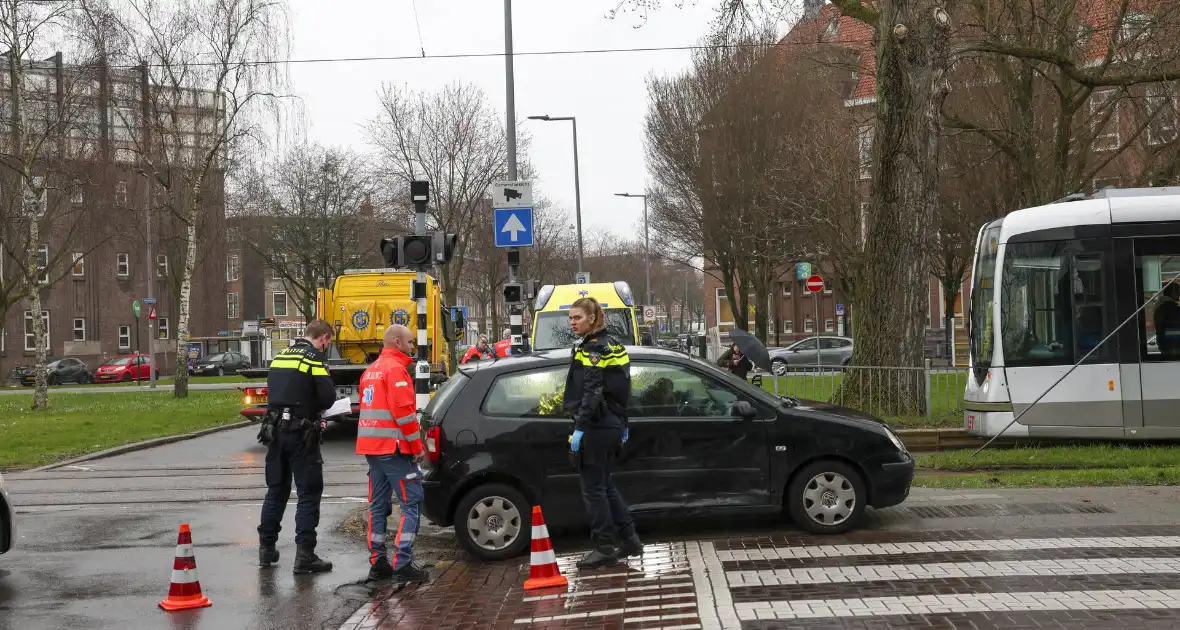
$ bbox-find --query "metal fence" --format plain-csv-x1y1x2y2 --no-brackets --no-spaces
752,362,968,427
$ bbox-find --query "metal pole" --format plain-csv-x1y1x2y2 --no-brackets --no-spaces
571,117,584,273
413,189,430,412
814,296,820,367
644,195,651,305
504,0,523,355
144,174,156,388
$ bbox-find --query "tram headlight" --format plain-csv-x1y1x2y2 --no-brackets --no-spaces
982,372,990,394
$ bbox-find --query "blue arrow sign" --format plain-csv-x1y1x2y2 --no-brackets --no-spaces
494,207,534,248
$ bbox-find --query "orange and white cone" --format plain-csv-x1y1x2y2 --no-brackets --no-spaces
158,523,213,611
523,505,568,590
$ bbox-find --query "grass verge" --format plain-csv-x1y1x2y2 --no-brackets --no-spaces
919,444,1180,471
0,390,244,470
758,371,966,429
914,466,1180,488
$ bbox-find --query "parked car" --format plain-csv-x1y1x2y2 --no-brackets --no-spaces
0,471,14,556
420,346,914,561
769,336,854,374
189,351,251,377
94,354,156,383
20,357,93,386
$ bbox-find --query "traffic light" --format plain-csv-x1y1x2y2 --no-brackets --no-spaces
503,283,522,304
431,232,459,264
380,233,458,268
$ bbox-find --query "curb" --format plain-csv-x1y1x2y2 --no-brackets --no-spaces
26,420,254,472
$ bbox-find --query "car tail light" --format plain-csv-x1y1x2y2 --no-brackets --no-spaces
242,387,268,406
425,426,441,463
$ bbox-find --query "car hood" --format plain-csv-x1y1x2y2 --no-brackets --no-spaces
791,398,886,428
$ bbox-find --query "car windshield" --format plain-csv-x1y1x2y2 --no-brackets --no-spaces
207,353,227,362
107,357,132,366
533,308,636,350
46,360,62,368
686,355,781,405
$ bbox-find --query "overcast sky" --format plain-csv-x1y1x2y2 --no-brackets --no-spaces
286,0,721,240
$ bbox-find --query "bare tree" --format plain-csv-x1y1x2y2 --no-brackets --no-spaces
97,0,288,398
232,143,394,321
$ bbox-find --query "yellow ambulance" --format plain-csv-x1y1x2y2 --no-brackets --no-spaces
531,281,641,350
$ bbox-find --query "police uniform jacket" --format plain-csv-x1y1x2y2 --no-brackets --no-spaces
562,331,631,432
266,339,336,419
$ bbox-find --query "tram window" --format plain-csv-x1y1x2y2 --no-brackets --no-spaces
1134,245,1180,361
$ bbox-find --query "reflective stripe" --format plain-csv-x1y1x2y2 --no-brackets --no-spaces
297,363,310,373
575,354,630,368
359,409,395,421
310,366,329,376
370,534,386,544
269,358,301,369
394,413,418,426
398,532,415,544
357,426,403,439
401,430,421,442
532,525,550,539
530,548,558,566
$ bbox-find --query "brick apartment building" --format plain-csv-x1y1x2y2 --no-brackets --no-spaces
0,55,226,380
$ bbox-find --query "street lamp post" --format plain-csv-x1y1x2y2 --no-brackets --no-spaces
527,115,583,274
614,192,651,307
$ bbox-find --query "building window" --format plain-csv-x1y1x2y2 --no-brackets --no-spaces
227,227,242,243
118,325,130,349
117,252,129,277
825,14,840,37
157,254,168,277
857,125,874,179
1121,11,1152,44
71,180,83,204
226,254,240,281
24,310,49,351
1091,89,1120,151
72,252,84,276
783,319,793,334
158,316,169,339
1147,82,1177,146
37,244,48,283
227,292,240,319
273,291,288,317
804,316,814,333
115,180,127,206
780,282,791,297
272,253,284,281
73,317,86,341
824,317,835,332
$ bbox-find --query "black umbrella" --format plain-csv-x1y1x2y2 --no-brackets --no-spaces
726,328,772,372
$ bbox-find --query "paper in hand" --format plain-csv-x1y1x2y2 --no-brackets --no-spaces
322,396,353,418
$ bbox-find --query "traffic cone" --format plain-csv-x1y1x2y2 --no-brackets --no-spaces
523,505,568,590
158,524,213,611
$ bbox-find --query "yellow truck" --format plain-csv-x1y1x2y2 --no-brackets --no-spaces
531,281,641,350
239,268,465,421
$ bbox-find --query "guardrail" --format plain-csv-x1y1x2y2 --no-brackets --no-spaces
754,361,968,426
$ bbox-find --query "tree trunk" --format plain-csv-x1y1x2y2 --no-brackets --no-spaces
173,188,199,399
27,218,48,410
842,0,951,416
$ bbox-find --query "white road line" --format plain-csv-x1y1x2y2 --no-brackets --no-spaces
557,567,691,584
734,589,1180,620
514,602,696,624
624,612,701,624
716,536,1180,562
521,580,694,602
727,557,1180,587
693,540,740,630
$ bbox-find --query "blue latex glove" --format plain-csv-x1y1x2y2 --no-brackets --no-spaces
622,428,629,444
570,430,584,453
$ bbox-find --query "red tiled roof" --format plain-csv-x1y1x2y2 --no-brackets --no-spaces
779,4,877,100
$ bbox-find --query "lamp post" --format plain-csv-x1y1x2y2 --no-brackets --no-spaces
527,115,583,274
614,192,650,307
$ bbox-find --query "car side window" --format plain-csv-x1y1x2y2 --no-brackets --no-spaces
820,338,843,350
483,366,568,418
629,362,742,418
793,339,818,351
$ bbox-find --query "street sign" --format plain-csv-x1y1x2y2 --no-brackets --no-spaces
451,305,469,321
836,303,845,315
147,304,157,320
142,297,157,305
796,262,812,280
491,180,533,209
644,307,655,322
575,272,591,285
132,300,140,318
494,207,535,247
806,274,825,293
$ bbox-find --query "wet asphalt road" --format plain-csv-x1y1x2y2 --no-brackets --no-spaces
0,422,425,630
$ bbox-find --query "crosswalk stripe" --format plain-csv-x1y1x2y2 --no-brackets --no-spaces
716,536,1180,562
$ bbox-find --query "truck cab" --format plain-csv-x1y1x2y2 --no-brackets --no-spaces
530,281,640,351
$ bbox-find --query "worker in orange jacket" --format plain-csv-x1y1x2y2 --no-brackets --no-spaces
356,324,428,584
460,334,494,364
494,327,513,357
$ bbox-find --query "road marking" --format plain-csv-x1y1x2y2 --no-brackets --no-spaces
734,589,1180,620
64,465,93,471
716,536,1180,562
727,557,1180,586
513,601,696,624
522,580,694,601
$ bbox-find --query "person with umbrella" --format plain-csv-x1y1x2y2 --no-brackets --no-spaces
717,342,754,379
720,329,774,381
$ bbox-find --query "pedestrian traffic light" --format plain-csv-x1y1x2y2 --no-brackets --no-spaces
503,283,522,304
431,232,459,264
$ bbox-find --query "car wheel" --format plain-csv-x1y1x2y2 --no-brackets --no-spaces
217,367,224,377
771,359,787,376
787,460,866,535
121,373,131,382
453,483,531,561
47,374,58,386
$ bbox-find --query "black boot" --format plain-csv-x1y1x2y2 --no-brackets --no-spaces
393,562,430,584
258,545,280,567
616,533,644,559
367,556,394,581
576,545,619,569
293,546,333,574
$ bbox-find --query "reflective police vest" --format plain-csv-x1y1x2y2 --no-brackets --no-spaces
355,348,423,456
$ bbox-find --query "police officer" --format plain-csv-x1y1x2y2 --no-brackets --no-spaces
257,319,337,574
356,324,429,583
563,296,643,569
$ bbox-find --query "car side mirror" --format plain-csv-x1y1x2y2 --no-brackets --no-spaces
731,400,757,420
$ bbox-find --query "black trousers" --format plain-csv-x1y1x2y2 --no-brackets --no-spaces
577,426,635,547
258,427,324,548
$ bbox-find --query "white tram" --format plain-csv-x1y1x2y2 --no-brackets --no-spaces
964,187,1180,439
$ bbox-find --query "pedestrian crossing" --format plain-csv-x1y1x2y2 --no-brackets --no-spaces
688,527,1180,628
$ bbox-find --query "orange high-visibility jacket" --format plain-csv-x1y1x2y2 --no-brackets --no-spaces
356,348,423,456
494,339,512,357
460,344,493,364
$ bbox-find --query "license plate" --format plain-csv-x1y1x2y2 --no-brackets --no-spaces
336,386,353,396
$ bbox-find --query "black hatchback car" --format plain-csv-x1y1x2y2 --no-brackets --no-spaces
20,357,92,386
420,347,915,561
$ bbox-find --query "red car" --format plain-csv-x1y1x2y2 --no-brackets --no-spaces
94,354,156,383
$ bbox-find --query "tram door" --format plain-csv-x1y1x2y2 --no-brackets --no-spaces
1130,235,1180,433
